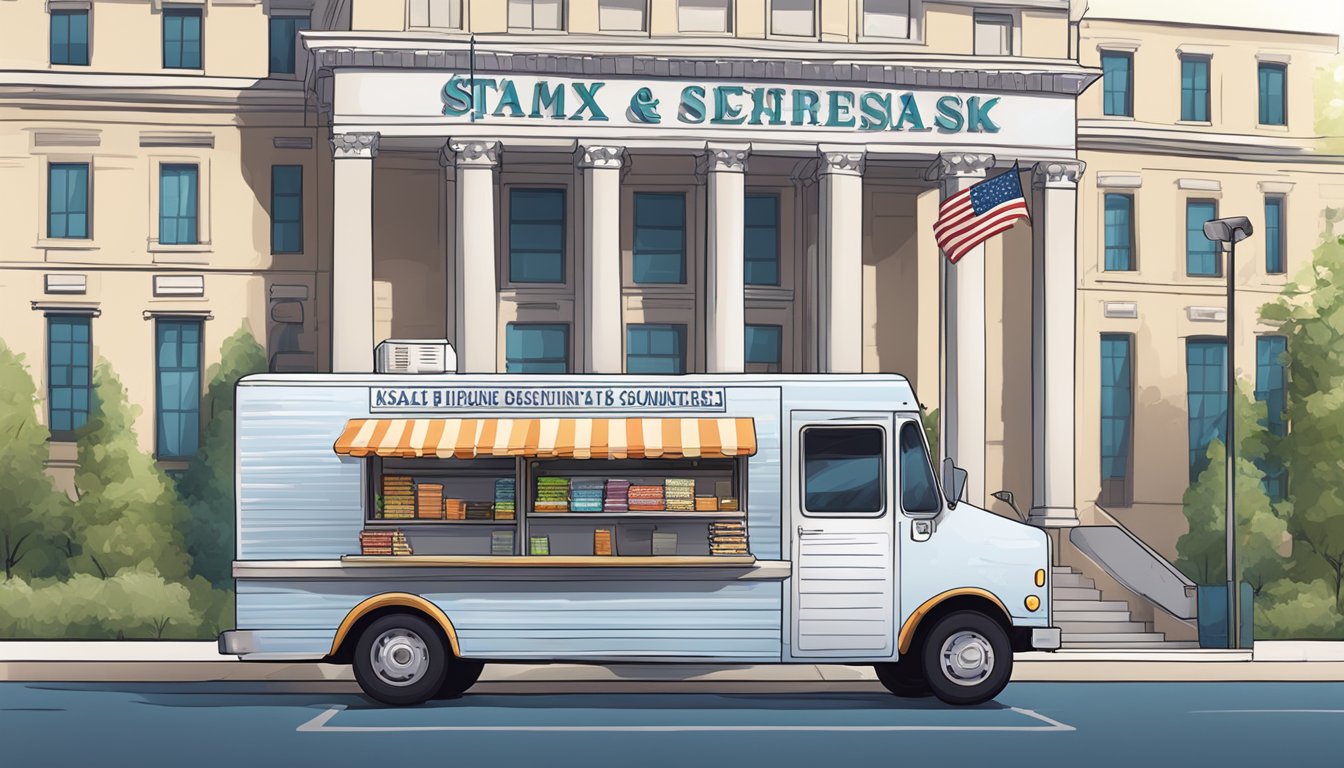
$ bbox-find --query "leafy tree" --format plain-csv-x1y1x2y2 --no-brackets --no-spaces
0,341,70,580
68,362,192,582
1175,388,1288,592
1262,231,1344,612
175,327,266,589
922,406,940,464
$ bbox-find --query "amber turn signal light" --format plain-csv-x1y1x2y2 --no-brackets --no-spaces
1034,569,1046,588
1025,595,1041,612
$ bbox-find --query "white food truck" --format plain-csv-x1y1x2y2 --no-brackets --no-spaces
220,342,1058,706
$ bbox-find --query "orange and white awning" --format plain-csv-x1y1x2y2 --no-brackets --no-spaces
333,417,757,460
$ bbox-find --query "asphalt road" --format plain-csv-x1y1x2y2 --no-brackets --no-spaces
2,680,1341,767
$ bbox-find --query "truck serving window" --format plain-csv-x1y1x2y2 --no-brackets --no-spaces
802,426,885,516
898,422,940,513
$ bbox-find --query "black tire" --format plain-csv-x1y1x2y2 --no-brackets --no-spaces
919,611,1013,706
874,657,933,697
434,658,485,699
352,614,449,706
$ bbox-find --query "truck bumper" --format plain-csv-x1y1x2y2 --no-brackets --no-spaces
218,630,255,656
1031,627,1062,651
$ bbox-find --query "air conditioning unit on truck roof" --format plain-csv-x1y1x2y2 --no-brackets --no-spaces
374,339,457,374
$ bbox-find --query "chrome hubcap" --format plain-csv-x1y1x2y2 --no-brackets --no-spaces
940,630,994,686
370,628,430,687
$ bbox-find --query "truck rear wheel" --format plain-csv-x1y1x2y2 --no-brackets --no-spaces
874,657,932,697
919,611,1012,706
353,614,449,706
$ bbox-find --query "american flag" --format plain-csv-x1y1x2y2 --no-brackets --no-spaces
934,163,1030,263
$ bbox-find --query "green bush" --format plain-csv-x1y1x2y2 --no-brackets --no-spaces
1256,579,1344,638
0,571,199,639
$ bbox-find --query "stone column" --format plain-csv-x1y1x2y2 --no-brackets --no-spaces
932,151,996,507
816,146,865,373
1029,160,1085,527
702,143,750,373
447,139,500,373
330,132,378,372
577,144,625,373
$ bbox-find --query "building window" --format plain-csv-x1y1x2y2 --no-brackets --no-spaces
50,8,90,66
599,0,647,32
1264,195,1285,274
862,0,910,38
268,15,310,75
1103,193,1134,271
973,12,1013,56
770,0,815,37
1258,62,1286,126
47,315,92,437
1255,335,1288,502
1186,199,1219,277
677,0,731,33
156,319,202,459
632,192,685,284
159,164,199,246
48,162,89,239
271,165,303,254
1100,334,1134,506
626,324,686,374
505,323,569,373
409,0,463,28
509,188,566,283
744,193,780,286
162,7,203,69
1101,51,1133,117
802,427,885,515
745,324,782,373
1186,337,1227,482
1180,55,1210,122
509,0,565,31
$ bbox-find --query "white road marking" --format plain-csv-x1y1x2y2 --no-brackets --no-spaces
296,704,1075,733
1193,709,1344,715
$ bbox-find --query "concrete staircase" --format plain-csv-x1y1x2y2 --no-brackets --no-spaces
1052,566,1199,649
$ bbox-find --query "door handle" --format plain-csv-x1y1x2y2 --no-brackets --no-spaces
798,526,824,536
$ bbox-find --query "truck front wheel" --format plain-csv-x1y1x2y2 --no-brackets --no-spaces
353,614,449,706
873,657,932,697
919,611,1013,706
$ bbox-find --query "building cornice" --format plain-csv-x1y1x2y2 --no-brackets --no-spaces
1077,120,1344,165
303,35,1099,97
0,70,309,112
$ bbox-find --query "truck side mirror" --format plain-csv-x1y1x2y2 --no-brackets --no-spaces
941,457,968,508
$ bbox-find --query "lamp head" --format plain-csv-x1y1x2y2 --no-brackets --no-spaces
1203,216,1254,246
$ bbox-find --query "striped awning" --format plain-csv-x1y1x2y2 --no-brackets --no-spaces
333,418,757,460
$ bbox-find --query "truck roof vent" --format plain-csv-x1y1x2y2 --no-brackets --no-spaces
374,339,457,374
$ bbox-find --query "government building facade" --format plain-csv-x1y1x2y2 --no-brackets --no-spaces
1,1,1339,645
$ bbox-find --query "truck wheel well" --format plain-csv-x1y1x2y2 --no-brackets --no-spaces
901,594,1016,656
327,599,460,665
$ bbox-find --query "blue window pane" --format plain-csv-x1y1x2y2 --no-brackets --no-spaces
1258,63,1286,126
1101,51,1133,117
268,16,310,75
632,193,685,284
271,165,303,254
744,193,780,286
745,324,782,373
505,323,569,373
626,324,686,374
163,9,202,69
1186,338,1227,482
48,316,92,435
509,188,565,283
899,423,939,513
803,427,884,514
156,319,202,458
48,163,89,239
1264,197,1284,274
1103,193,1134,271
160,165,199,245
1180,57,1210,122
1186,200,1218,276
1100,334,1133,481
51,10,90,66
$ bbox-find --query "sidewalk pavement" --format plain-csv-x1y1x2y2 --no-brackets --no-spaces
3,641,1344,685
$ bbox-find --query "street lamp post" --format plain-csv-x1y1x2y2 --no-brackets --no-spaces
1203,216,1253,650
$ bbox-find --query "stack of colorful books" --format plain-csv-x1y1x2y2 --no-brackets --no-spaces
491,530,515,556
694,495,720,512
494,478,516,520
416,483,444,519
604,479,630,512
380,475,415,519
529,535,551,555
570,479,606,512
708,521,748,555
358,530,394,555
465,501,494,520
444,498,466,520
390,529,413,556
628,484,665,512
594,528,613,556
535,477,570,512
664,478,695,511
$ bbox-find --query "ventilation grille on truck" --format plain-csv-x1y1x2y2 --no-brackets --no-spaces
374,340,457,374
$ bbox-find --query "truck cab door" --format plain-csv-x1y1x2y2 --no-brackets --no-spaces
787,410,896,661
